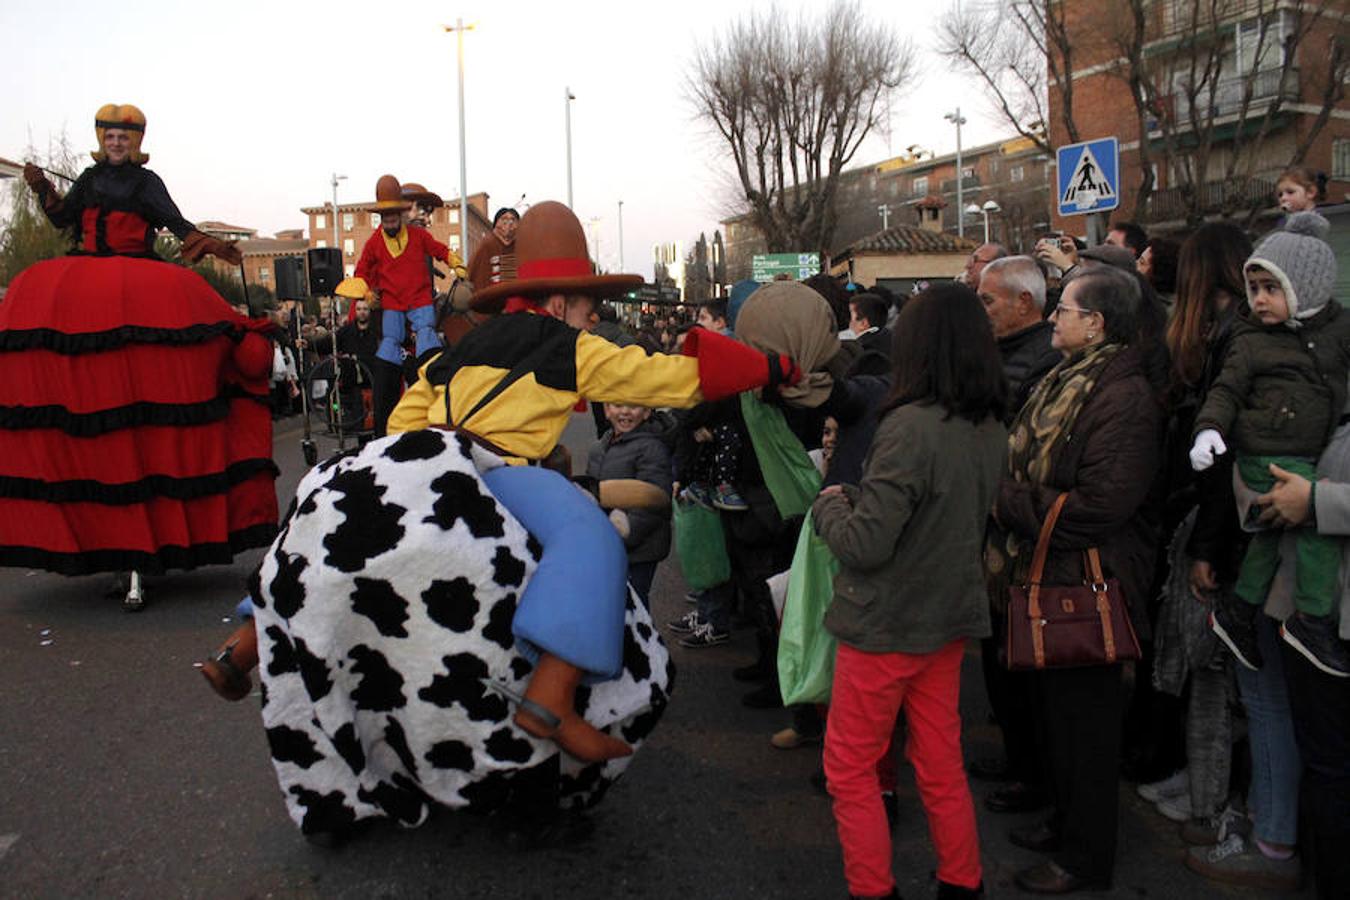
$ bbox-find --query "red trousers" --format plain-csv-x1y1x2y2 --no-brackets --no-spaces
824,640,981,896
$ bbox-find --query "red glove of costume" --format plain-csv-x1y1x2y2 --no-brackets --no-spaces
681,327,803,401
181,230,243,265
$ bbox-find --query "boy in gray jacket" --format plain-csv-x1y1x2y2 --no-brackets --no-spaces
1190,212,1350,677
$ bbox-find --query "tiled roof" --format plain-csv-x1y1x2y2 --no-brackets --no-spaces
914,194,948,210
198,220,256,235
840,224,977,257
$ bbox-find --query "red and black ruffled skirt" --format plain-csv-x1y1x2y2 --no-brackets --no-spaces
0,255,279,575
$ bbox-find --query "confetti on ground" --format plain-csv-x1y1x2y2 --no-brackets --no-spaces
39,640,53,647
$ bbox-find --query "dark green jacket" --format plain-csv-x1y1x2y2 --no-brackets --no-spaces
1195,303,1350,457
813,402,1007,655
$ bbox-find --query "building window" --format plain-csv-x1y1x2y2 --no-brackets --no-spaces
448,209,460,225
449,235,461,252
343,213,355,232
345,264,355,278
370,213,380,228
1334,140,1350,180
316,239,327,249
343,238,355,257
912,175,928,197
315,214,326,230
258,266,270,282
1010,165,1025,183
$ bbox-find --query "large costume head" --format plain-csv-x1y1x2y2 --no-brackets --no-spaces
401,181,443,226
92,103,149,164
470,201,642,314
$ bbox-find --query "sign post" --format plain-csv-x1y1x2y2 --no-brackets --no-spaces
752,252,821,283
1056,137,1120,219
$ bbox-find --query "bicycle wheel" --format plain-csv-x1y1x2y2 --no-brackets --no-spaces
304,357,374,437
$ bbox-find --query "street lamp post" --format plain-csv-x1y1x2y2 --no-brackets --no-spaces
444,19,475,259
966,200,1002,244
617,200,624,270
565,87,576,209
330,172,346,252
944,107,967,238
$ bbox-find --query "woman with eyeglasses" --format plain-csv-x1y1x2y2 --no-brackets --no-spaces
986,265,1165,894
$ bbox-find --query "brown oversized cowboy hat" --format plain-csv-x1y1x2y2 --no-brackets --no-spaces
369,174,412,212
402,181,444,208
470,201,643,313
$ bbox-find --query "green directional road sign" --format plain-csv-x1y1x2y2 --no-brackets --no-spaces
752,252,820,283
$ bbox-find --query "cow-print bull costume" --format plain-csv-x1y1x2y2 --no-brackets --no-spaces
248,428,673,835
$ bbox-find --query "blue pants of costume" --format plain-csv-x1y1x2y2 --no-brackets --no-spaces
482,465,629,683
378,306,441,365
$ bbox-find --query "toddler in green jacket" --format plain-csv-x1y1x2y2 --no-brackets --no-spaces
1190,211,1350,678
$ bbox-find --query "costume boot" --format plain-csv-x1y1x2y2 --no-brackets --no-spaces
514,653,633,762
200,620,259,701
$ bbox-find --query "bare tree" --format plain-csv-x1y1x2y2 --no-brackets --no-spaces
936,0,1077,154
1107,0,1348,225
688,1,915,255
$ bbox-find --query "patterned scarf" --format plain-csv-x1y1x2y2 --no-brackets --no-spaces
985,341,1124,601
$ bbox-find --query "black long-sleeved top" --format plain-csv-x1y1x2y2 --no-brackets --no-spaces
44,161,195,255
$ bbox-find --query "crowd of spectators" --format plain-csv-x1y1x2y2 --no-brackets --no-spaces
577,166,1348,898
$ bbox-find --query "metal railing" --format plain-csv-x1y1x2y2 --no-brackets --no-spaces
1143,175,1277,221
1171,67,1300,121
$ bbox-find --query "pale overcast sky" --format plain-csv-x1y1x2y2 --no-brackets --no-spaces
3,0,1012,275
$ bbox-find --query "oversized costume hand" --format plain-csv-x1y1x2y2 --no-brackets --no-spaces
22,163,51,194
181,230,243,266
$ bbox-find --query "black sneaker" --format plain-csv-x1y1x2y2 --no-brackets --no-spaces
666,610,703,635
1281,613,1350,678
1210,603,1263,671
679,622,730,648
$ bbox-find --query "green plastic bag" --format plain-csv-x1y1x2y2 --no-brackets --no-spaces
673,498,731,590
740,393,822,519
777,509,840,706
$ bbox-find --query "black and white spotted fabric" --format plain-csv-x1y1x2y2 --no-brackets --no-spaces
249,429,673,835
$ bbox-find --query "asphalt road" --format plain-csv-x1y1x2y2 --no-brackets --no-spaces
0,414,1297,898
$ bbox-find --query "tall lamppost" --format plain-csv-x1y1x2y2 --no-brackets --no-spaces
330,172,346,252
565,87,576,209
444,19,475,258
944,107,967,238
617,200,625,270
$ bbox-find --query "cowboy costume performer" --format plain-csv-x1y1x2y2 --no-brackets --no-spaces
1,104,278,606
336,175,466,436
388,200,802,758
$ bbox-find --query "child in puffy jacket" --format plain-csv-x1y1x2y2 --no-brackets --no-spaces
1190,211,1350,677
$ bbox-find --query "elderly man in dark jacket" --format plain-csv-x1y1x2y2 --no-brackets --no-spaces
972,255,1061,812
980,256,1059,423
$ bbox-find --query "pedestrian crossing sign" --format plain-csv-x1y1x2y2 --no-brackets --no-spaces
1056,137,1120,216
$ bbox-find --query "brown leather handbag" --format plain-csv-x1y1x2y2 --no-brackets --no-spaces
1005,493,1141,670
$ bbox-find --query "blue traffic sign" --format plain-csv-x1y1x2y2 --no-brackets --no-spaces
1056,138,1120,217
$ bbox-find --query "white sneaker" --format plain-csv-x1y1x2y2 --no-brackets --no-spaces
1137,768,1189,803
1156,792,1193,822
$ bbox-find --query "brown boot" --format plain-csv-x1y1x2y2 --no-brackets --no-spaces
514,653,633,762
200,620,259,701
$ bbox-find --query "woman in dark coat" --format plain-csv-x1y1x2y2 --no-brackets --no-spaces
987,266,1164,894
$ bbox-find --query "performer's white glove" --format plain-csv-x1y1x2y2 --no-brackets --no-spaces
1189,429,1228,472
608,509,631,540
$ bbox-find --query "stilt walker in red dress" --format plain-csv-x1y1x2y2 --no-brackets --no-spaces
0,103,279,609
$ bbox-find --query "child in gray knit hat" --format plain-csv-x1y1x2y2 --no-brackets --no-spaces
1190,211,1350,677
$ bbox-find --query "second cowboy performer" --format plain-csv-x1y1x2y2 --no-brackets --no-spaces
338,174,466,434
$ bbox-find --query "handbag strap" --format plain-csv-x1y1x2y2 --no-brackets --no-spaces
1025,493,1069,587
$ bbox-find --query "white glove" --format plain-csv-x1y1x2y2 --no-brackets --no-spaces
608,508,631,540
1189,429,1228,472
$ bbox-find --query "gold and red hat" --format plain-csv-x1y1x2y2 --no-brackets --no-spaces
369,174,412,212
470,201,643,314
92,103,149,164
